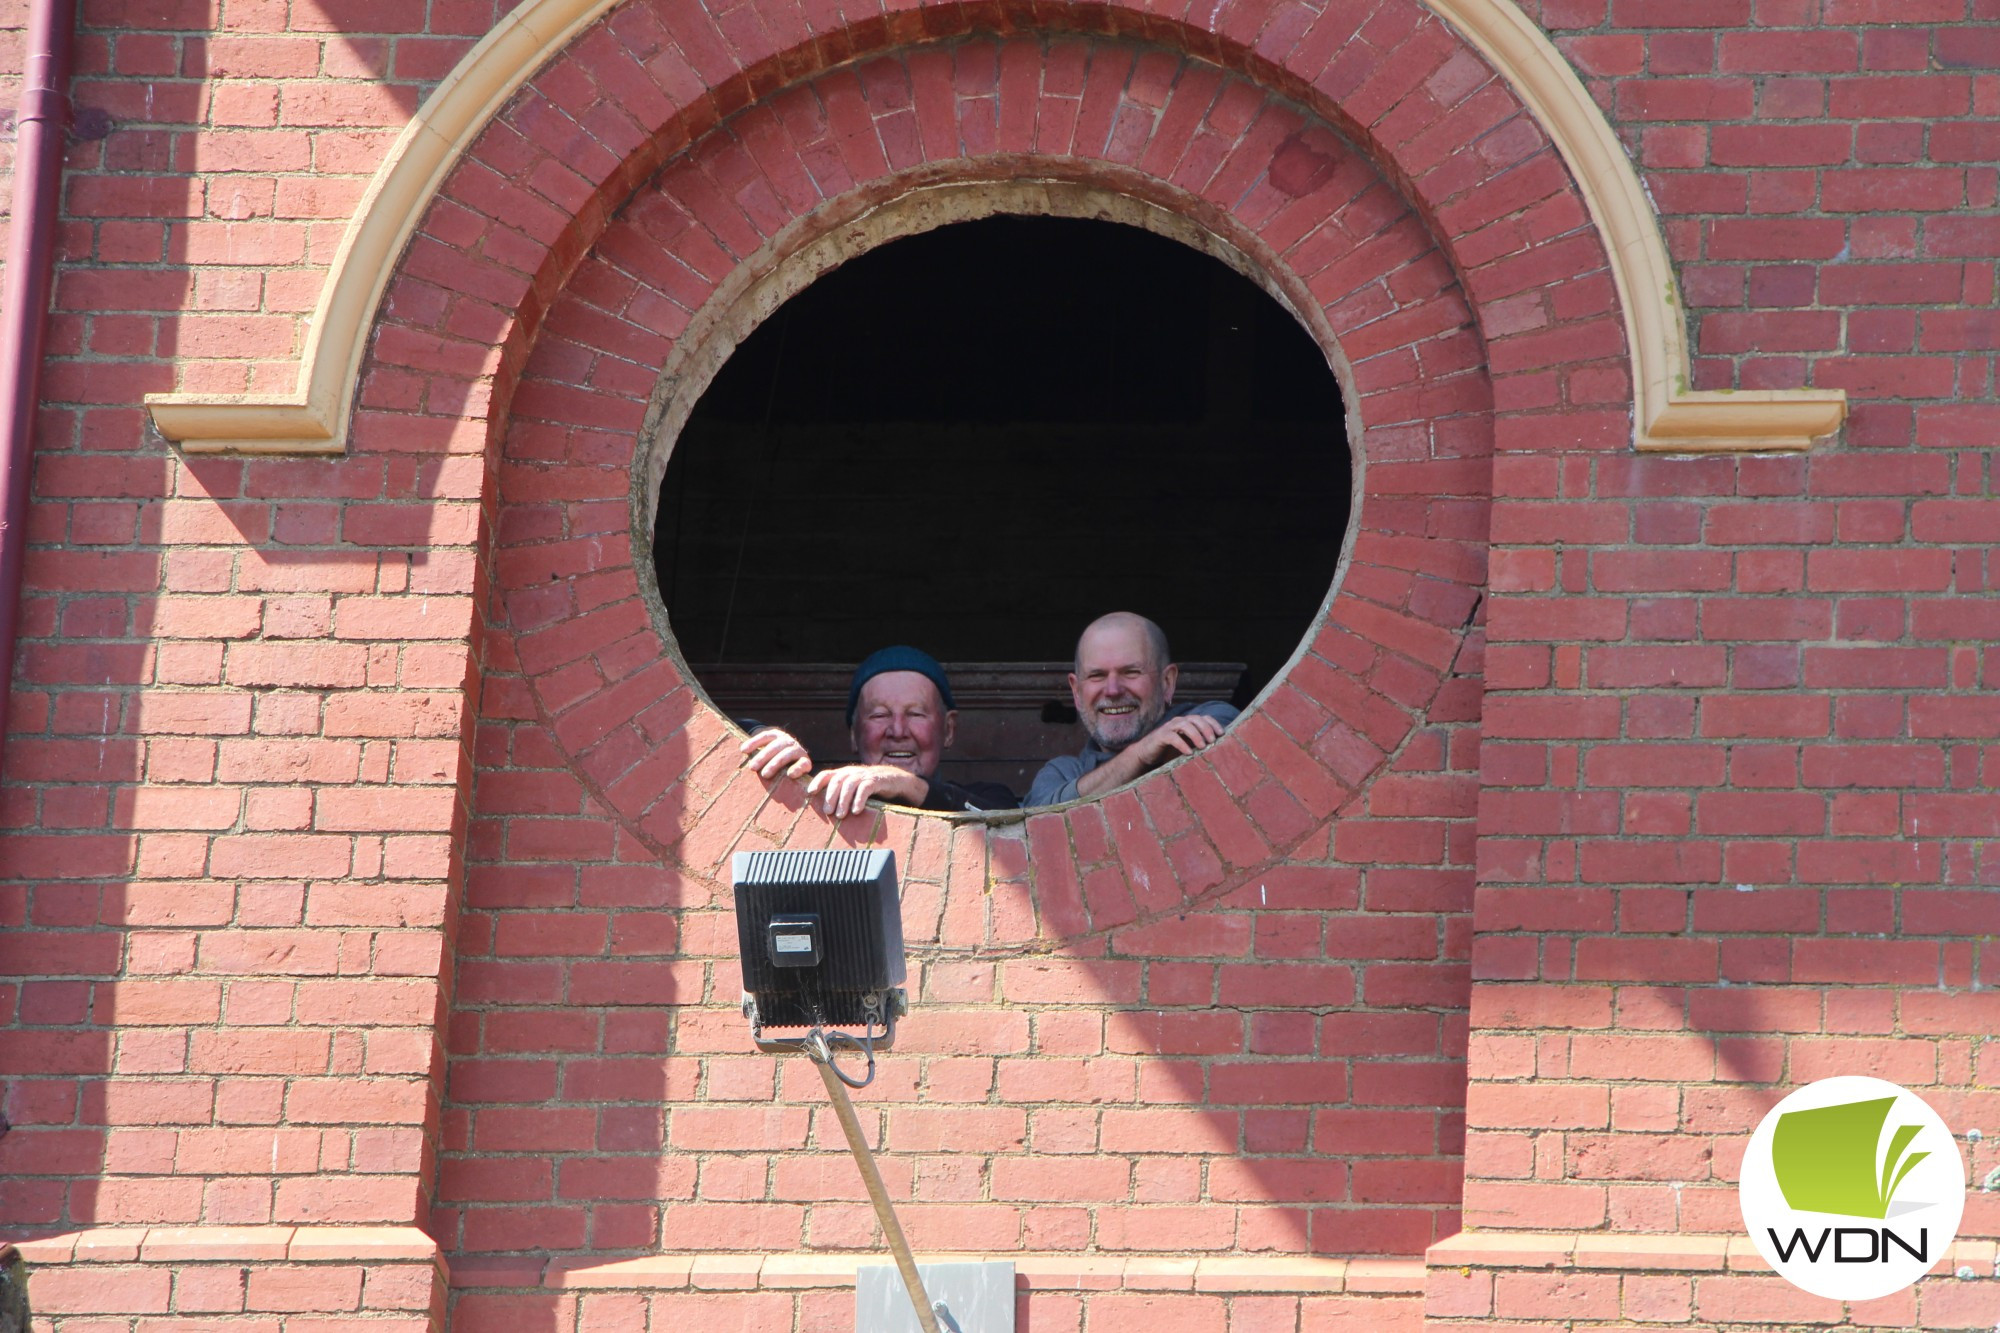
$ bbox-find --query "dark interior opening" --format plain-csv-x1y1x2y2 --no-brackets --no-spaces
653,215,1352,790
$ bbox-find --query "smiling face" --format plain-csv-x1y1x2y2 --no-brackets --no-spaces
850,670,955,779
1070,617,1178,753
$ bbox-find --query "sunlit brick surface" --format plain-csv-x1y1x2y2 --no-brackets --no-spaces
4,0,1997,1328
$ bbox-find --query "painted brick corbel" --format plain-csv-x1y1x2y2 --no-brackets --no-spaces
9,1227,448,1327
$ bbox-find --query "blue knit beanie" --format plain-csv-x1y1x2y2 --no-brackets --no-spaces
847,646,955,724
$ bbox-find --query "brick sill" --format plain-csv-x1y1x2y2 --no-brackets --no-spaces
1430,1230,2000,1276
14,1229,1993,1283
4,1225,438,1266
450,1252,1428,1295
0,1231,1423,1300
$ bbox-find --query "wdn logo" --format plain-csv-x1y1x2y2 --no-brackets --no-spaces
1740,1076,1966,1301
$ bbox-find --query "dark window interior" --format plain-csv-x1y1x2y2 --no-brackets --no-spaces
652,215,1351,790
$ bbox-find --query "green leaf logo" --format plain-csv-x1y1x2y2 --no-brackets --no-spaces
1772,1096,1930,1219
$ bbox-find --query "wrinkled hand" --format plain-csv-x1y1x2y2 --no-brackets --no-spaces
804,764,928,819
1136,711,1226,766
740,727,813,782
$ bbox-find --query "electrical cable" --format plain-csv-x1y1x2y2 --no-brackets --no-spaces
809,1021,878,1089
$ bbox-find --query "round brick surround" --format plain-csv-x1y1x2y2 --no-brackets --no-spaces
400,0,1629,1262
478,31,1501,895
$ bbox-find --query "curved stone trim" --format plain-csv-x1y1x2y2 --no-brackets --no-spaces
141,0,1841,457
144,0,623,454
1422,0,1846,451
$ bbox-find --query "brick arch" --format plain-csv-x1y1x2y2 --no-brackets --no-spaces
439,23,1496,1265
491,32,1485,906
143,0,1843,457
367,0,1631,468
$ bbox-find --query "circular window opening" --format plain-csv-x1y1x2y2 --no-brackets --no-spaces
653,215,1352,803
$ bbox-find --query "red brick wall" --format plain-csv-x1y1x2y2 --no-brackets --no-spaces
2,5,495,1239
1465,0,2000,1260
3,0,1998,1329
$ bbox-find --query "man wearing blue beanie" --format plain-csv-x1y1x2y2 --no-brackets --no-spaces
740,646,1017,816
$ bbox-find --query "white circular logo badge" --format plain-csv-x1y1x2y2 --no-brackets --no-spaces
1739,1076,1965,1301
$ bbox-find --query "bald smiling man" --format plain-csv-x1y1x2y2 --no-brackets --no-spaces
1025,612,1240,806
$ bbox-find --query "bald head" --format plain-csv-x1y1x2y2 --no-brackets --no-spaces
1069,612,1177,753
1072,612,1170,676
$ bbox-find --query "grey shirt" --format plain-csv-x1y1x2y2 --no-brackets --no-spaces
1025,699,1241,806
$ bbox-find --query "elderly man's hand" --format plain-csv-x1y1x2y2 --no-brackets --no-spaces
804,764,928,819
740,727,813,782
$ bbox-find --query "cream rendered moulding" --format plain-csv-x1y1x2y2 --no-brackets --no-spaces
142,0,1846,456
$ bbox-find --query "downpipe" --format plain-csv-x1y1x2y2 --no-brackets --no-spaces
0,0,77,784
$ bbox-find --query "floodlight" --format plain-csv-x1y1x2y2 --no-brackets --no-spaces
728,848,1012,1332
733,847,909,1060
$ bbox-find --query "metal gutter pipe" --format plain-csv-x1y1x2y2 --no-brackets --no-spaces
0,0,77,783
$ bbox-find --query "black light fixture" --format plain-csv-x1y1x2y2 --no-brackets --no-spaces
733,847,909,1062
730,848,948,1332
